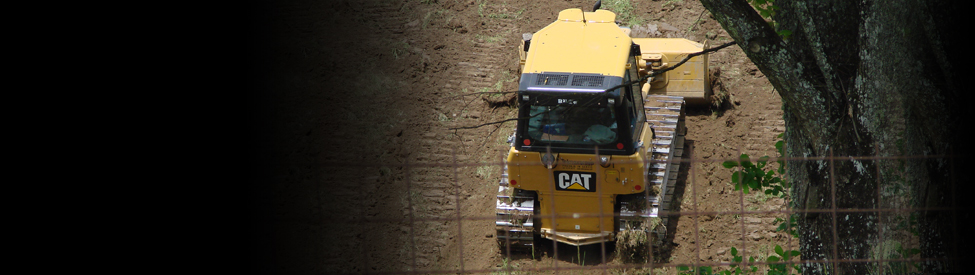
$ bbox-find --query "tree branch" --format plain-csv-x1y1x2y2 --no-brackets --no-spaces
700,0,841,146
793,1,838,92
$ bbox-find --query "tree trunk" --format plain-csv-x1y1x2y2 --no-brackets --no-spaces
699,0,968,273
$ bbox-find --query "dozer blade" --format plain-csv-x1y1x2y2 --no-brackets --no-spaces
632,38,711,106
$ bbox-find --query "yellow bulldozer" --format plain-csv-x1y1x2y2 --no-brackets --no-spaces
496,7,711,252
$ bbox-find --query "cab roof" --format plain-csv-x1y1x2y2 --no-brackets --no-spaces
522,9,631,78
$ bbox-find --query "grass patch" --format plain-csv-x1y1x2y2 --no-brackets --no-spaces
664,0,684,9
488,8,524,19
476,165,495,179
615,218,662,263
477,0,523,19
475,33,506,44
391,40,410,59
489,70,519,97
493,257,518,275
602,0,645,27
422,8,451,29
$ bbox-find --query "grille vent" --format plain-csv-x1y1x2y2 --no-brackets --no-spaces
535,74,606,87
571,75,605,87
536,74,569,86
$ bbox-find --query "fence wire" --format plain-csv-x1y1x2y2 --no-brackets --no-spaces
332,145,959,275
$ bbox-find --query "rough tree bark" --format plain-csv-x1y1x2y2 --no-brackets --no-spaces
699,0,968,274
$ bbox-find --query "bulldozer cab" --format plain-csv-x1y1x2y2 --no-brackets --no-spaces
514,70,647,156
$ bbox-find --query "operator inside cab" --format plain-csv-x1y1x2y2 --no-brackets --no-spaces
526,104,617,144
515,65,646,156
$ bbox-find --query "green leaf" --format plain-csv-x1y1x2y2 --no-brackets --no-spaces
753,169,763,180
722,160,739,169
732,171,740,184
678,265,689,271
739,154,752,168
731,247,738,257
757,156,769,168
791,250,800,257
775,245,784,257
749,178,761,190
767,255,780,262
765,189,774,195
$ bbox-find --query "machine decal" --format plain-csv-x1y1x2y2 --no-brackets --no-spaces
557,156,593,170
555,171,596,192
557,99,577,105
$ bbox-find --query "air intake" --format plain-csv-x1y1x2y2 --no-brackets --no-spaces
571,75,605,87
536,74,569,86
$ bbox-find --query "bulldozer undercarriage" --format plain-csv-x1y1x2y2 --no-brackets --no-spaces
496,95,686,251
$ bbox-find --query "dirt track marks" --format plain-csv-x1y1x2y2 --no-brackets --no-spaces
744,95,785,157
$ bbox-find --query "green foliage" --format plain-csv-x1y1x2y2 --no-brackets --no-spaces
746,0,791,40
872,240,921,274
683,135,802,275
766,245,802,275
892,244,921,272
602,0,645,27
773,214,798,238
748,0,778,20
722,133,789,197
775,29,792,40
492,257,517,275
721,153,789,197
678,246,801,275
728,246,760,275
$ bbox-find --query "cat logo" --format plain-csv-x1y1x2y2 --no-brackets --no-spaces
555,171,596,192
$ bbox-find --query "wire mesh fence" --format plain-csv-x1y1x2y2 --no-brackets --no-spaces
336,145,959,274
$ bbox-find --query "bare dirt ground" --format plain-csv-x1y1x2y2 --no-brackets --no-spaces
247,0,792,274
